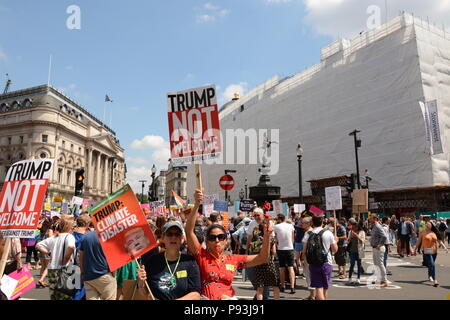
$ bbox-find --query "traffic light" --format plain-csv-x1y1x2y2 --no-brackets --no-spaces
345,173,356,196
75,168,85,196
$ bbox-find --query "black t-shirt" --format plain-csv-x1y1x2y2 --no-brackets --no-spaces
144,253,201,300
294,225,305,243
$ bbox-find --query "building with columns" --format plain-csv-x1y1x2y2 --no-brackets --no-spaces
0,84,126,203
164,161,188,205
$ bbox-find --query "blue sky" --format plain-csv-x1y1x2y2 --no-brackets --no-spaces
1,0,449,191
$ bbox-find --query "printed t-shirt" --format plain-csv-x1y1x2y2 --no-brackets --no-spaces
193,245,247,300
144,252,201,300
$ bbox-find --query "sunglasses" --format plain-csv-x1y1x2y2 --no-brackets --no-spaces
206,234,227,242
165,232,182,238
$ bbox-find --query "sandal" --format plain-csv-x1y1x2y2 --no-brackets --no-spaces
38,280,48,288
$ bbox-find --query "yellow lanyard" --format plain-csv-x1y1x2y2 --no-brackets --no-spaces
164,252,181,282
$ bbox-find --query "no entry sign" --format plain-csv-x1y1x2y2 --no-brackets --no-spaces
219,175,235,191
167,85,222,164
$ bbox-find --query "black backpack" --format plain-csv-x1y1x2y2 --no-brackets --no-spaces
306,229,330,265
438,222,447,232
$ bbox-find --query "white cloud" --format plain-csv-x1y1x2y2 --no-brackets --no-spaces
152,147,171,165
196,3,230,23
204,3,219,10
303,0,450,39
131,135,166,150
127,136,171,191
266,0,292,3
196,14,216,23
65,65,74,71
126,166,151,194
220,82,248,105
126,156,149,166
0,49,7,62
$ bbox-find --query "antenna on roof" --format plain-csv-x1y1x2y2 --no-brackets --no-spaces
3,73,11,94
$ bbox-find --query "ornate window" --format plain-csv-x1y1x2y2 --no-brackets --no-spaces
40,153,47,159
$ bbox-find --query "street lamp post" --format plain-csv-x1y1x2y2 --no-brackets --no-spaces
349,129,362,189
151,164,157,201
239,189,245,201
139,180,147,203
224,169,236,202
364,169,372,190
244,177,248,199
297,144,304,204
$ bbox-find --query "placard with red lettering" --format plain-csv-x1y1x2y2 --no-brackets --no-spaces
167,85,222,164
88,184,158,271
0,159,54,238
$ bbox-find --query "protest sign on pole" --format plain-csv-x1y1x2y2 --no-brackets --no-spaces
325,186,343,211
88,184,158,271
0,159,54,238
352,189,369,214
202,194,219,217
167,85,222,164
294,204,306,214
273,200,282,215
71,196,84,207
239,199,254,212
213,200,228,212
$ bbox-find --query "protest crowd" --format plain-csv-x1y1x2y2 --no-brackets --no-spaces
1,187,449,301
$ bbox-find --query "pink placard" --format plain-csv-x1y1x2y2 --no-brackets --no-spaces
309,205,325,216
8,265,36,300
141,204,150,215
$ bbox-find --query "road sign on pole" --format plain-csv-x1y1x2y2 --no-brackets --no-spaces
219,174,235,191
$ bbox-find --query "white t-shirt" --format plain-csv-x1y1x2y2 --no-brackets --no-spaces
302,227,336,265
37,233,76,270
274,222,295,250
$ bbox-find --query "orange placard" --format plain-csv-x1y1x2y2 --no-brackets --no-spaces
89,184,157,271
223,211,229,231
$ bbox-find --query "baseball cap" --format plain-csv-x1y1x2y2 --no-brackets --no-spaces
162,221,184,234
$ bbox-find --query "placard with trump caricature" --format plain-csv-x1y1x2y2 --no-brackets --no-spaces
88,184,158,271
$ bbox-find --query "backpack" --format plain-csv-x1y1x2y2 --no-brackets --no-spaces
240,227,248,248
438,222,447,232
249,230,263,254
306,229,330,265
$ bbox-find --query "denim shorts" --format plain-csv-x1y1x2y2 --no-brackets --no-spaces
294,242,303,252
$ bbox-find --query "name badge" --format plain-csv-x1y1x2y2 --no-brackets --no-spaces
176,270,187,278
226,264,235,272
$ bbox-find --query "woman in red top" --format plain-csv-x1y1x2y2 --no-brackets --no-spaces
186,189,272,300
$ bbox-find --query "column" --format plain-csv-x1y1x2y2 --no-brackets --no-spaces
104,157,110,193
85,149,91,189
96,152,101,190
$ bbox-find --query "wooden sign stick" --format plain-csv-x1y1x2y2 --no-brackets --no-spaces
333,210,337,237
135,259,155,300
195,164,202,190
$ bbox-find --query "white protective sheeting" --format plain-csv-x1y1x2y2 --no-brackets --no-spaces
186,13,450,202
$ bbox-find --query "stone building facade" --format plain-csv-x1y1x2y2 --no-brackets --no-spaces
0,85,126,203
